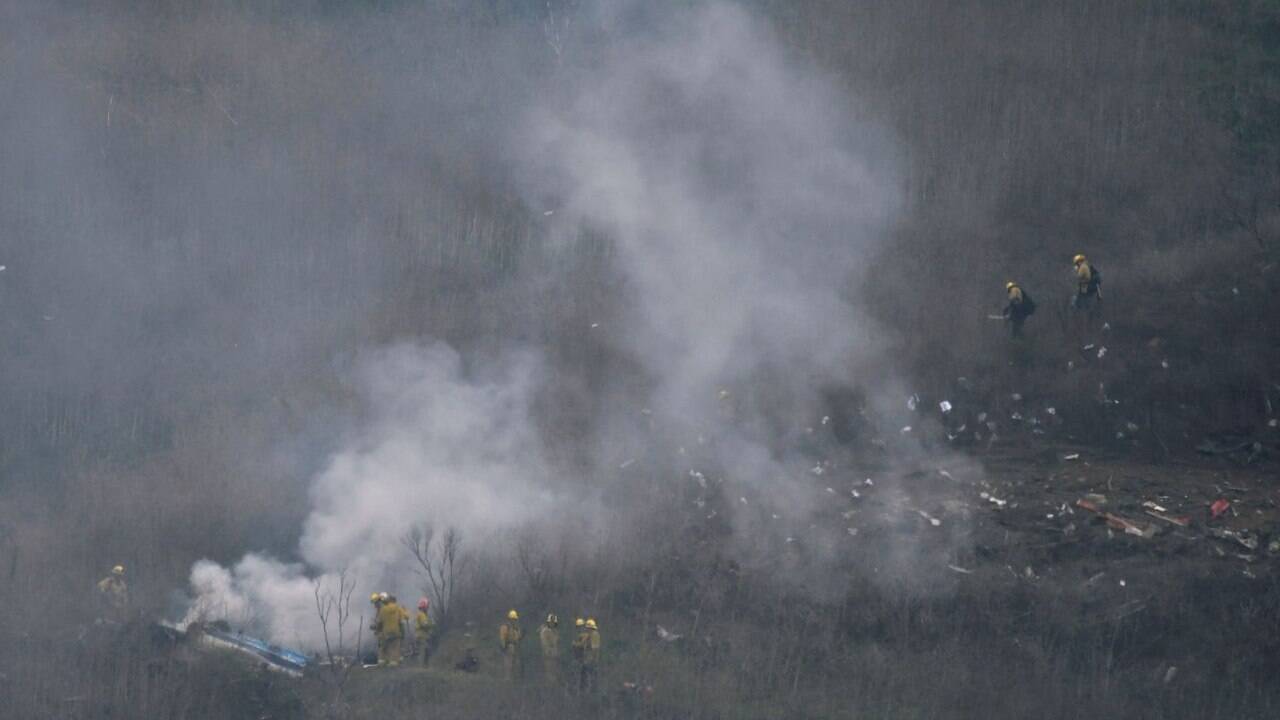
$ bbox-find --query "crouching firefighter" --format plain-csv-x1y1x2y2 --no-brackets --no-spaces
1003,281,1035,338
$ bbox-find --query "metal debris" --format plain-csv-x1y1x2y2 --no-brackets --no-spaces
1207,527,1259,551
1062,453,1080,461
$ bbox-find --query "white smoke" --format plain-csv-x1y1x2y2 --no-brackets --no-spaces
185,343,558,648
186,1,920,645
520,2,903,567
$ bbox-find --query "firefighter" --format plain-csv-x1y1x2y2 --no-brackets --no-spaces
580,618,601,693
1071,254,1101,311
375,594,405,666
1003,281,1035,338
498,610,523,680
538,613,560,684
369,593,384,664
96,565,129,621
415,598,434,667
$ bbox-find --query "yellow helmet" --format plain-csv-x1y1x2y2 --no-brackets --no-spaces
370,593,381,604
111,565,125,576
585,618,598,630
507,609,519,621
1073,254,1086,264
575,618,585,627
1005,281,1017,291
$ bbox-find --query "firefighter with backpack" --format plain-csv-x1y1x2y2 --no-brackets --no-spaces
1003,281,1035,338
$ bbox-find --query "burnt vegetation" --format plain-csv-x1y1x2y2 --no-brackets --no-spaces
1,1,1279,718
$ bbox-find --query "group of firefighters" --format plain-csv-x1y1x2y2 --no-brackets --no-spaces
369,593,603,691
1001,253,1102,338
96,567,603,690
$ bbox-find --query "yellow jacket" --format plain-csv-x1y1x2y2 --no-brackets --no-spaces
1075,261,1093,292
97,576,128,609
583,629,601,666
539,624,559,657
499,621,522,649
376,602,404,638
415,610,433,638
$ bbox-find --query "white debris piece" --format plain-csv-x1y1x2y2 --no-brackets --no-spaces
811,465,825,476
590,322,599,328
1126,422,1140,432
947,565,974,575
1062,453,1080,460
1270,419,1278,428
915,509,942,527
1067,360,1075,370
739,497,748,505
907,394,920,411
851,489,861,498
1083,344,1095,351
1102,322,1111,331
1046,407,1056,416
1011,393,1023,401
825,487,835,494
864,478,874,486
1098,347,1108,359
979,492,1008,508
656,626,682,643
1161,359,1169,369
821,415,830,425
977,412,987,422
900,426,912,434
1011,412,1023,421
847,527,858,536
939,400,953,414
543,210,554,216
938,469,955,481
618,458,635,469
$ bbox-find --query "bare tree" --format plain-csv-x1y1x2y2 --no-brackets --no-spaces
313,569,362,717
402,525,467,630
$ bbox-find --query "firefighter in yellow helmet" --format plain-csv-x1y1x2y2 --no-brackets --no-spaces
1071,254,1101,310
1002,281,1035,338
96,565,129,622
374,594,405,666
579,618,601,693
415,598,434,667
538,613,560,684
498,610,523,680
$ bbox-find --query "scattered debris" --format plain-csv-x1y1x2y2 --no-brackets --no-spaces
907,394,920,411
1097,347,1108,359
900,426,912,434
1210,499,1230,520
1075,499,1157,539
1046,407,1056,416
980,492,1008,508
656,625,682,643
1207,527,1258,551
1063,453,1080,461
939,400,953,414
947,564,974,575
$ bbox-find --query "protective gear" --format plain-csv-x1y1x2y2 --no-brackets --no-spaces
1073,254,1086,265
1003,282,1032,338
96,572,129,619
575,622,602,692
418,598,429,610
112,565,125,576
1072,257,1100,311
546,613,558,627
379,592,389,602
539,618,561,684
575,618,585,627
370,593,381,604
375,599,405,666
499,615,523,680
415,608,434,667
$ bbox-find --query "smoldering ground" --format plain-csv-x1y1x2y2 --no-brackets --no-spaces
1,1,976,649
